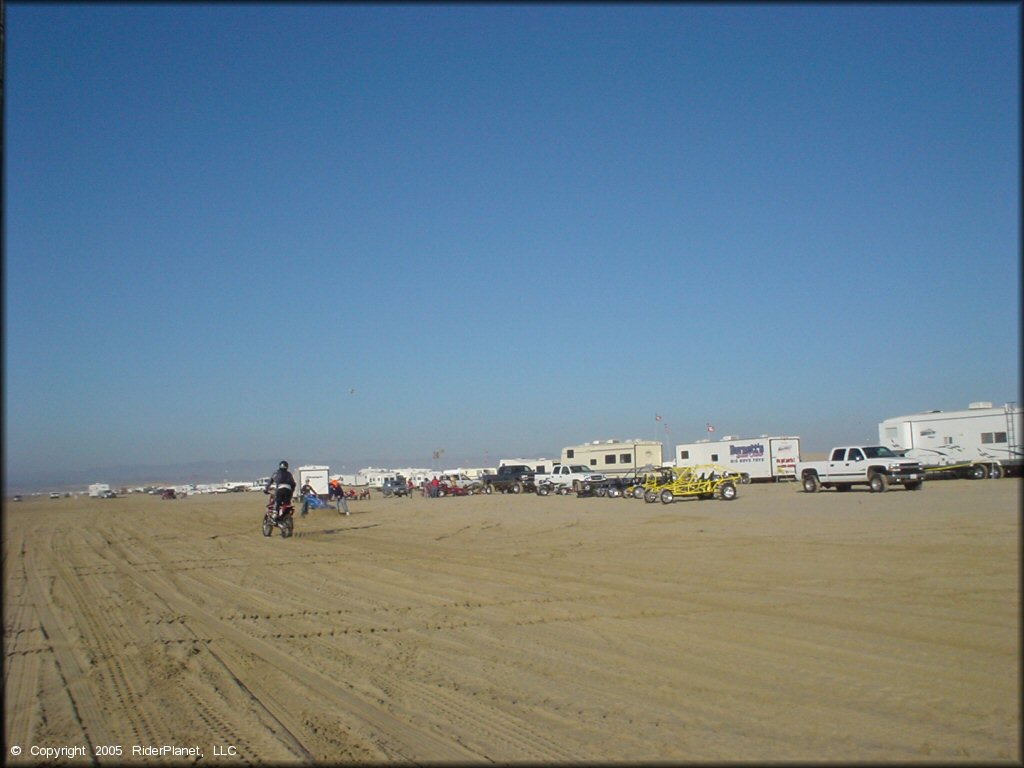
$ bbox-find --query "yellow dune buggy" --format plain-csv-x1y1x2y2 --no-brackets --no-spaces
657,464,740,503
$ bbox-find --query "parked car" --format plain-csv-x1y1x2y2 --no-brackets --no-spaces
382,476,409,497
49,492,61,499
99,490,118,498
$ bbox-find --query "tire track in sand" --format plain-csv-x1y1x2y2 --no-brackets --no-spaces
96,533,478,763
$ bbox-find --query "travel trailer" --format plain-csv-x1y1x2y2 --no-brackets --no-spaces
560,440,664,475
674,436,801,482
296,465,330,496
878,402,1021,478
88,483,111,497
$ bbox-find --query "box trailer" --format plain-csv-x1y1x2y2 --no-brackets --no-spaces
674,436,801,482
561,440,664,475
296,465,330,496
878,401,1021,479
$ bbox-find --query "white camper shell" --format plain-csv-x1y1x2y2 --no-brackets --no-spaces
674,436,801,482
878,402,1021,479
296,465,330,496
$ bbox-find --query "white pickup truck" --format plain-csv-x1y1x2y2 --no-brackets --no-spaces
798,446,924,493
535,464,606,495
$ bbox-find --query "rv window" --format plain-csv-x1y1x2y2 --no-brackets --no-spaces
619,453,631,463
982,432,1007,444
604,454,617,464
680,450,689,460
590,459,597,466
566,449,575,459
711,454,718,462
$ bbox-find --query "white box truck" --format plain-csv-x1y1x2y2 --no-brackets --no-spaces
674,436,801,482
296,465,330,496
878,401,1021,479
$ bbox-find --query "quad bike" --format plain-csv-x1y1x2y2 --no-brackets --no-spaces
263,490,295,538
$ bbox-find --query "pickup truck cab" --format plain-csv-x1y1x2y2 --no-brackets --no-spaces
798,446,924,493
535,464,606,495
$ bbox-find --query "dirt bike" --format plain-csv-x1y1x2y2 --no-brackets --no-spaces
262,487,295,538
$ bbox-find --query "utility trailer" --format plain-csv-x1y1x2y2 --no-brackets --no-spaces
673,436,800,482
878,402,1021,479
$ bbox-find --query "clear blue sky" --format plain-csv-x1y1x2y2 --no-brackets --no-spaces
4,4,1020,484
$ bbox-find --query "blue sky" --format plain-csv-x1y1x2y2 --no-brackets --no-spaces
4,4,1020,484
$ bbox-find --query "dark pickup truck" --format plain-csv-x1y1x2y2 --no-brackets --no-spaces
480,464,536,494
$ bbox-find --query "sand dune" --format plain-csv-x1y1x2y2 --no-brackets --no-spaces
4,480,1019,763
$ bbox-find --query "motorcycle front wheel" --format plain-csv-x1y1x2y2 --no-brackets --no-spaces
262,516,273,537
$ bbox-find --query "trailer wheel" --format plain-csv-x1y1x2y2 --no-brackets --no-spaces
659,489,674,504
719,481,737,500
968,464,987,480
869,472,889,493
802,474,820,493
990,464,1004,479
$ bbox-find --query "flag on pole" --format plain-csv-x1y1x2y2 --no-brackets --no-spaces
706,423,715,433
655,414,662,421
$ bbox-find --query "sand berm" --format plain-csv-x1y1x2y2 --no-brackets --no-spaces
4,479,1019,763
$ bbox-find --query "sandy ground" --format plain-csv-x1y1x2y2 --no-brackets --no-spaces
3,480,1020,764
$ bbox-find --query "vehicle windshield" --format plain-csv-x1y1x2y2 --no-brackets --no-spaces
569,465,589,473
862,446,898,459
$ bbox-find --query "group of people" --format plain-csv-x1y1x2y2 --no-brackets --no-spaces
264,460,351,520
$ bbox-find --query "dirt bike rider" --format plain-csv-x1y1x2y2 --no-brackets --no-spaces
264,460,297,521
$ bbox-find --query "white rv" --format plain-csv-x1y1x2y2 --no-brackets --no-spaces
88,483,111,497
560,440,664,475
878,402,1021,478
674,436,801,482
296,465,330,496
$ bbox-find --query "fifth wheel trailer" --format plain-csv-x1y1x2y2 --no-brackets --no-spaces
674,436,801,482
878,402,1021,478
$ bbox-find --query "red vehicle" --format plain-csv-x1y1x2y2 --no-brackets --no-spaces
437,483,469,497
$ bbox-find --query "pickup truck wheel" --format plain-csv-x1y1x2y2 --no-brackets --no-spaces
659,489,674,504
719,481,737,500
511,481,523,494
869,472,889,493
482,484,493,495
802,474,820,493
